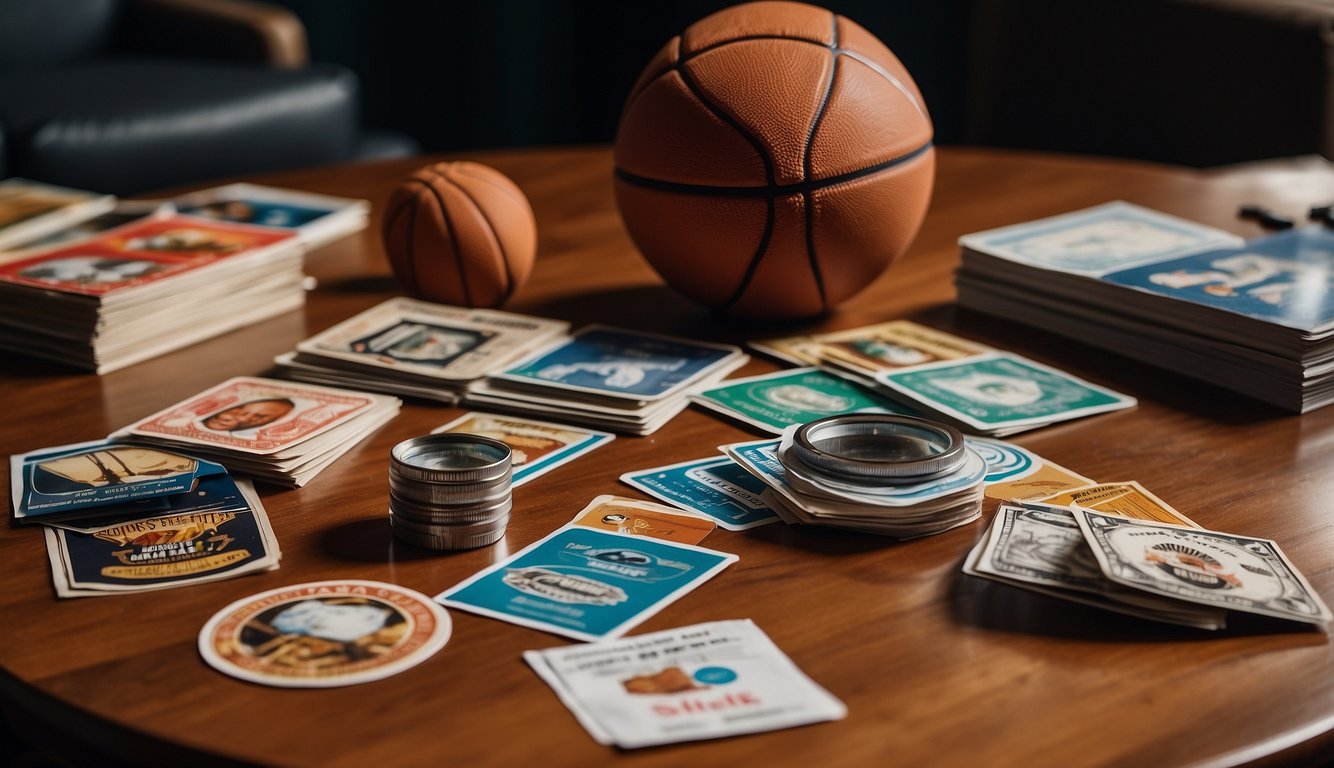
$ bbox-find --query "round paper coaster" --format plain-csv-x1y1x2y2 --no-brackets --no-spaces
199,579,451,688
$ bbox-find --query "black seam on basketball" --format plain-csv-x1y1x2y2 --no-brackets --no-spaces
682,33,834,62
802,11,840,313
402,187,421,297
672,52,778,312
615,141,932,197
452,163,528,210
620,36,683,120
423,168,474,307
459,179,517,304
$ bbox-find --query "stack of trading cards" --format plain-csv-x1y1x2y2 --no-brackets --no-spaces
957,201,1334,412
0,178,115,250
965,501,1332,631
721,428,986,538
468,325,748,435
275,298,569,404
0,211,307,373
168,183,369,249
1,200,168,255
524,620,846,748
11,439,280,598
111,377,400,487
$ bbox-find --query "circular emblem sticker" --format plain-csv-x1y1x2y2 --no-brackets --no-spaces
199,580,451,688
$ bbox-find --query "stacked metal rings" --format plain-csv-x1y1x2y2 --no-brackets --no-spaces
790,414,967,486
389,434,513,550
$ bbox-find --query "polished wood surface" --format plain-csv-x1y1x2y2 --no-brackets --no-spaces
2,148,1334,767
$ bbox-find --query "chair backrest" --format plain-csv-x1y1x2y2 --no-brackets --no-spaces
0,0,120,73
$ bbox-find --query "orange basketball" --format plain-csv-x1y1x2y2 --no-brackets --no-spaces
614,0,934,319
382,161,536,308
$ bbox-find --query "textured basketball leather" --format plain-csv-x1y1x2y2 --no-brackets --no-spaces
614,0,934,319
382,162,536,309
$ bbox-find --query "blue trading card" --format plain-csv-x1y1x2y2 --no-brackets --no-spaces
56,474,271,589
11,440,229,523
960,201,1242,276
435,525,737,641
497,325,739,401
966,437,1041,485
179,198,333,229
620,456,779,530
1100,227,1334,331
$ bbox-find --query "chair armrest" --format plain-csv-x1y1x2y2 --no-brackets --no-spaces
117,0,309,68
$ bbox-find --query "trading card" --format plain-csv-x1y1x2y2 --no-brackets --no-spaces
496,325,744,402
1074,509,1333,627
118,377,381,455
11,439,227,522
959,201,1244,276
1101,227,1334,332
876,352,1136,430
983,458,1094,502
199,580,451,687
0,179,116,249
2,201,167,254
966,437,1042,485
173,183,364,229
298,297,568,381
620,456,779,530
523,619,845,749
435,525,737,641
433,412,612,486
812,320,988,375
689,367,913,434
1038,481,1200,528
568,495,716,544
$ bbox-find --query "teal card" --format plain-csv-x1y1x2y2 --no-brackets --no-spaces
434,526,737,641
690,367,914,434
620,456,779,530
876,353,1135,429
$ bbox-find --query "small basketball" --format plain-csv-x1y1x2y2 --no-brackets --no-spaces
382,161,536,308
614,0,935,319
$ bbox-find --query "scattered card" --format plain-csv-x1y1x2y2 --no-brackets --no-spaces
688,367,914,435
1038,481,1200,528
432,412,612,487
620,456,779,531
568,494,716,545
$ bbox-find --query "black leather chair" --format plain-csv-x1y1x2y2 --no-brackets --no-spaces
0,0,418,196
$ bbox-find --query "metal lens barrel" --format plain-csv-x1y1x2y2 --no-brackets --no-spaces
388,434,513,550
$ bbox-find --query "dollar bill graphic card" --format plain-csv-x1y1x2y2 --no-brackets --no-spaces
620,456,779,530
496,325,744,402
689,367,914,434
875,352,1135,432
432,412,612,487
523,619,846,748
958,201,1244,276
11,439,227,522
1073,509,1332,628
569,495,716,545
435,525,737,641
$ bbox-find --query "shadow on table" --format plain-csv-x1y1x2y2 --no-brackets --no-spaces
318,517,472,564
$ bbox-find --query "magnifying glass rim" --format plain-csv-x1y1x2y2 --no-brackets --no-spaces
391,434,513,483
792,414,966,480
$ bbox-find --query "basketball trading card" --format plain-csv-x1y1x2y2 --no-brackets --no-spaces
433,412,613,487
1074,509,1332,627
875,352,1136,431
982,457,1093,502
1101,227,1334,332
620,456,779,530
1038,481,1200,528
569,495,716,545
297,297,569,381
172,183,362,229
199,580,451,687
523,619,846,748
46,475,279,596
810,320,989,375
1,201,167,255
0,213,295,296
495,325,745,402
689,367,914,434
11,439,227,523
0,178,116,250
958,201,1244,276
435,525,737,641
117,377,380,455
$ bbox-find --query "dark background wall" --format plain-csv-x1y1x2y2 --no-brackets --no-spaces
268,0,971,153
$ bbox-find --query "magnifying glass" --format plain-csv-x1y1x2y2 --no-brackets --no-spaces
390,434,512,484
791,414,966,483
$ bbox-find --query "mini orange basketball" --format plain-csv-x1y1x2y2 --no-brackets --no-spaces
382,161,535,308
614,0,934,319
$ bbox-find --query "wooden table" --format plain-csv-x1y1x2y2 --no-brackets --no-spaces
2,147,1333,767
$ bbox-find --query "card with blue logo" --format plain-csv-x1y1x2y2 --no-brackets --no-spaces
620,456,780,530
11,439,228,524
434,524,737,641
495,325,745,402
959,201,1242,276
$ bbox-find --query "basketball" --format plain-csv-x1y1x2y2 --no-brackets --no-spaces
614,0,935,319
382,161,536,308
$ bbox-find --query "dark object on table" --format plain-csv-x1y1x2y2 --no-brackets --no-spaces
1238,204,1295,230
